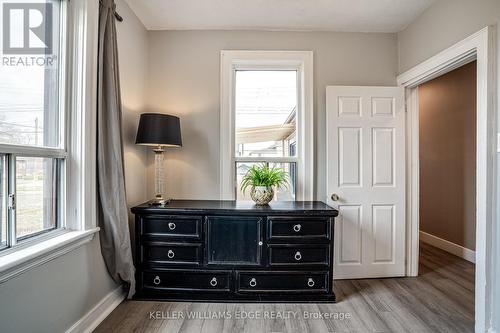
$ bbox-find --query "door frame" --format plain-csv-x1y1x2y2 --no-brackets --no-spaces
397,26,496,333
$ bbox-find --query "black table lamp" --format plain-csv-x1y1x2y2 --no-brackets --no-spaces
136,113,182,205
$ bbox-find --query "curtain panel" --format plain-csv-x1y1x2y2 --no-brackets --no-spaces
97,0,135,298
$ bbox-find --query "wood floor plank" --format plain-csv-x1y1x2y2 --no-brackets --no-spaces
221,303,245,333
317,298,364,333
95,243,474,333
334,280,392,332
157,302,191,333
298,304,330,333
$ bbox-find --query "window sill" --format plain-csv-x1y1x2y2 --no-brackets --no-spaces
0,228,99,284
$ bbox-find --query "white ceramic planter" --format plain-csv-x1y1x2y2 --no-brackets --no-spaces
250,186,275,205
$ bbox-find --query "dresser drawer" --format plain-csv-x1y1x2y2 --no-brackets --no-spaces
141,242,202,266
237,271,328,293
268,245,329,266
267,217,331,242
142,270,231,292
140,215,202,239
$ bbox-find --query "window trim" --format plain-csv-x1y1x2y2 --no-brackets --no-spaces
0,229,97,283
0,0,100,282
220,50,314,200
65,0,99,232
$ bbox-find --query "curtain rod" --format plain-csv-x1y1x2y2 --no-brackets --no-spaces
115,12,123,22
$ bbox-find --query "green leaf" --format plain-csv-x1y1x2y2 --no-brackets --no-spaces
240,163,290,193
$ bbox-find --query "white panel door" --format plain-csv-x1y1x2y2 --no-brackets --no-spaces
326,86,405,279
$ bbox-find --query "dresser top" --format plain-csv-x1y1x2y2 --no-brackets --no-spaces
131,200,338,216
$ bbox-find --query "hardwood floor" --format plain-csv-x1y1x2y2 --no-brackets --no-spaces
95,242,474,333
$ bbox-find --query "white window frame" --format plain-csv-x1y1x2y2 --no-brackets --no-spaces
0,0,99,283
220,50,314,201
0,0,69,252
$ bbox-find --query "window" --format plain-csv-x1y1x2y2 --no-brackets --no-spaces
235,70,297,200
0,0,66,251
220,51,313,201
0,0,99,280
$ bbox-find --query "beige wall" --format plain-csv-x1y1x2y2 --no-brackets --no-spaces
397,0,500,73
118,0,149,208
145,30,398,200
419,61,476,250
116,0,149,251
0,237,118,333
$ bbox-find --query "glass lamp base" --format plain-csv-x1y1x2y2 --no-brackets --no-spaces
149,197,171,206
151,146,170,206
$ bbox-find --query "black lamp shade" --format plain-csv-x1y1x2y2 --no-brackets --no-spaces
135,113,182,147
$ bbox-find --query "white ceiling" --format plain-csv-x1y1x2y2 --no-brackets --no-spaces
124,0,435,33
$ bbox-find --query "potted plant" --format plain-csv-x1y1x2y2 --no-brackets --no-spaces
240,164,290,205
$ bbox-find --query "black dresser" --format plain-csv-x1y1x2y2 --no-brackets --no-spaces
131,200,338,302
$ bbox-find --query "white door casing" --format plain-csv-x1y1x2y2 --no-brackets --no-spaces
397,27,496,333
326,86,405,279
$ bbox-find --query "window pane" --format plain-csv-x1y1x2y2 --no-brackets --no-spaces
0,0,62,148
0,156,6,248
16,157,57,239
235,71,297,157
236,162,296,201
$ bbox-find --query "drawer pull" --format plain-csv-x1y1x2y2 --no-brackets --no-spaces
293,224,302,232
294,251,302,261
249,278,257,287
153,276,161,285
167,249,175,259
307,278,315,287
168,222,176,230
210,277,218,287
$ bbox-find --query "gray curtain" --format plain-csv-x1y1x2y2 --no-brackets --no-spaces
97,0,135,298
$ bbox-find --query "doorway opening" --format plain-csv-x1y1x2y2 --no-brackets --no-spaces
418,61,476,262
417,61,476,319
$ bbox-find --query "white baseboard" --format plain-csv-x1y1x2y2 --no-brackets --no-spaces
420,231,476,263
66,285,126,333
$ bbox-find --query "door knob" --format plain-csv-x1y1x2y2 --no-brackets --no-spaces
331,193,340,201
